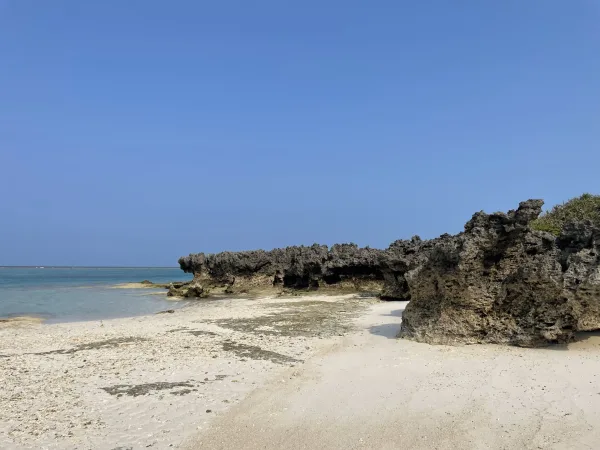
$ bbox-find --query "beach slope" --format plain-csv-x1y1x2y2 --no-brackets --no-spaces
186,301,600,450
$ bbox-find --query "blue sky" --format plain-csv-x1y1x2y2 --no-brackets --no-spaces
1,1,598,266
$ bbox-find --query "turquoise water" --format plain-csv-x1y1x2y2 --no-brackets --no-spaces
0,267,192,323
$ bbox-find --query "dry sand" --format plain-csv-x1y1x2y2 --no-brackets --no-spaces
186,302,600,450
3,296,600,450
0,294,370,449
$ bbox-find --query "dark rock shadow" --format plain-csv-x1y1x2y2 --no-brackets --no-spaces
575,330,600,341
369,323,402,339
381,309,404,318
368,308,404,338
544,330,600,351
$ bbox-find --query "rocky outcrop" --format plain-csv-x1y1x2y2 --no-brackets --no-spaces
167,280,206,298
174,243,386,297
399,200,600,347
177,199,600,346
378,235,456,300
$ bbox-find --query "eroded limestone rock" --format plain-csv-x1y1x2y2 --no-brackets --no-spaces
177,199,600,347
177,243,386,296
400,200,600,347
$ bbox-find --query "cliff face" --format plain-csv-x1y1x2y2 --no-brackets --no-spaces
176,199,600,346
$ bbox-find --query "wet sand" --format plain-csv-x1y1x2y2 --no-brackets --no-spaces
0,316,45,326
110,282,170,289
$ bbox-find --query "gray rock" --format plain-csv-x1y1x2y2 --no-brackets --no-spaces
399,200,600,347
177,243,387,295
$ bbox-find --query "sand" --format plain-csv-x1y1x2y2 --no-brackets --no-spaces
3,296,600,450
185,302,600,450
0,294,370,449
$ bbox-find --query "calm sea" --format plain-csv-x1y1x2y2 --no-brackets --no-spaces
0,267,193,323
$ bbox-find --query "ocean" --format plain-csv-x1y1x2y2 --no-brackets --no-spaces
0,267,193,323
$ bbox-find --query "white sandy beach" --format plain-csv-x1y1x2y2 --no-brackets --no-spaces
186,302,600,450
3,295,600,450
0,294,370,449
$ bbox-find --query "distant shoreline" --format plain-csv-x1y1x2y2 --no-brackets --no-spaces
0,268,192,324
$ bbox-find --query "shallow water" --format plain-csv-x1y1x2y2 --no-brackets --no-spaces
0,267,192,323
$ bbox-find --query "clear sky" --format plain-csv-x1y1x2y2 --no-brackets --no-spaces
1,1,598,266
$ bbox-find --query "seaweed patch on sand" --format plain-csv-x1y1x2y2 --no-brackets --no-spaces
101,381,196,398
221,340,301,364
213,297,372,338
0,316,44,327
33,337,148,356
186,330,219,337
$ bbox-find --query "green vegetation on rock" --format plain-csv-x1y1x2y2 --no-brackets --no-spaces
531,193,600,236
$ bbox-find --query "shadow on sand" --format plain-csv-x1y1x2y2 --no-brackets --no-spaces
368,308,405,339
544,330,600,351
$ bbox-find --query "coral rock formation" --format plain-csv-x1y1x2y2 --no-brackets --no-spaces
174,244,385,297
176,199,600,347
400,200,600,346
